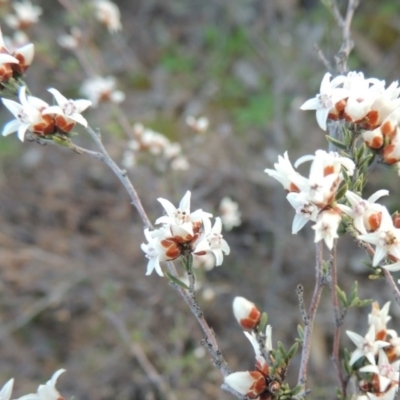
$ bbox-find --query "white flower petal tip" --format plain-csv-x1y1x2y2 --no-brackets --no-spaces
232,296,261,330
0,378,14,400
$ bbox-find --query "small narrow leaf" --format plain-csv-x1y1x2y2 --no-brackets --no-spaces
287,342,299,360
325,135,348,150
166,272,189,290
336,285,347,307
258,312,268,332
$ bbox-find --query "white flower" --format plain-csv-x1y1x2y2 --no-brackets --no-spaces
219,197,241,231
293,151,341,208
141,228,167,277
17,369,65,400
346,325,389,366
295,150,355,177
43,88,91,127
5,0,42,30
2,86,43,141
312,209,341,250
156,191,212,240
194,217,230,266
286,191,319,234
300,72,349,130
80,76,125,107
0,379,13,400
360,350,399,394
338,190,389,235
92,0,122,33
358,209,400,266
344,72,385,122
264,151,303,192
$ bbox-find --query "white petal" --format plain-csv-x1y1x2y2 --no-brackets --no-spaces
179,191,191,211
2,119,20,136
157,198,177,217
368,189,389,204
47,88,67,106
383,261,400,272
17,123,30,142
292,214,309,234
69,113,88,127
0,53,19,64
224,371,255,395
73,99,92,112
42,105,64,115
2,98,22,117
0,378,14,400
316,107,330,130
300,97,319,110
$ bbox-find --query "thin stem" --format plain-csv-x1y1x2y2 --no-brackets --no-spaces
329,241,347,397
85,126,152,228
333,0,360,74
297,242,325,387
383,269,400,307
69,129,233,380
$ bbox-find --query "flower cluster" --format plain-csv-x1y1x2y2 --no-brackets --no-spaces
347,302,400,400
141,191,230,276
225,297,297,400
80,75,125,107
0,26,34,82
0,369,65,400
5,0,42,31
301,71,400,169
121,123,189,171
2,86,91,141
265,149,355,249
339,190,400,272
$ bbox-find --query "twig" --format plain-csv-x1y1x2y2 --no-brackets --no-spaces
328,241,347,397
103,310,177,400
85,126,152,228
333,0,360,74
71,129,233,382
297,242,326,387
383,269,400,308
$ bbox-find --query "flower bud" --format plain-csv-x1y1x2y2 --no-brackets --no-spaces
224,371,266,399
232,296,261,329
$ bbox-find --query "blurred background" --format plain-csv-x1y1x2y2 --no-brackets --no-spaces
1,0,400,398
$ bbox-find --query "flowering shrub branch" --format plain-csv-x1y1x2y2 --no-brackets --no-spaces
3,0,400,399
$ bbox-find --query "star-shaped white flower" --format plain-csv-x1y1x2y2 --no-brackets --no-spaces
2,86,43,141
264,151,304,192
312,209,341,250
338,190,389,235
141,228,167,277
43,88,91,127
286,191,319,234
300,72,349,130
346,325,389,366
358,209,400,266
194,217,230,266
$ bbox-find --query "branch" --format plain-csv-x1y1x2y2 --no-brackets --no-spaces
332,0,360,74
69,128,233,381
297,242,326,388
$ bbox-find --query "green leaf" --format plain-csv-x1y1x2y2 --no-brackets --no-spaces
286,342,299,360
348,281,358,306
166,272,189,290
358,153,374,169
258,312,268,332
297,324,304,342
335,182,348,201
277,341,287,359
325,135,348,150
336,285,347,307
